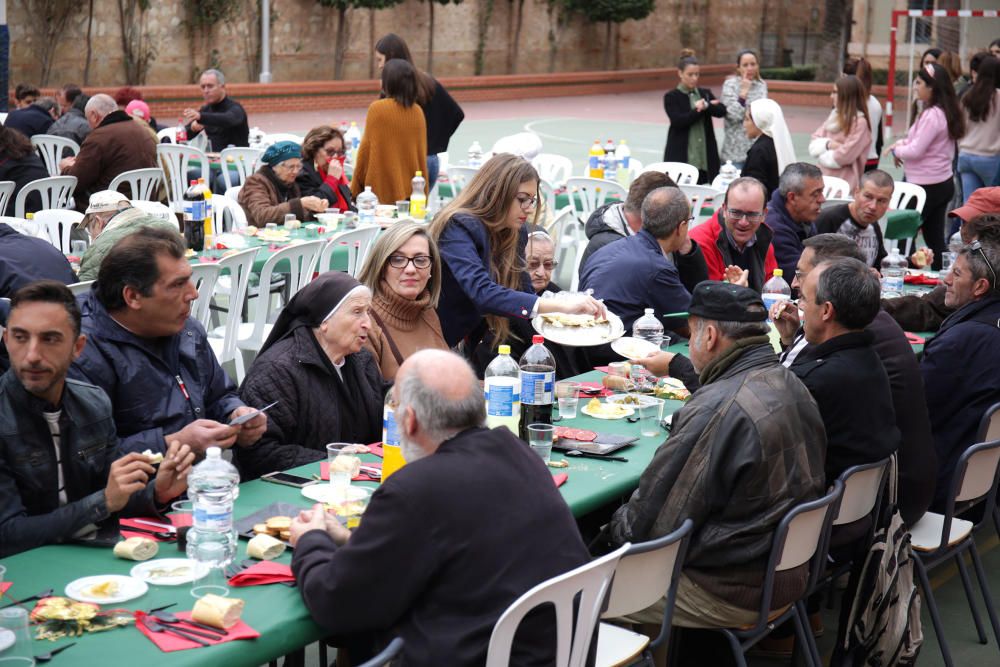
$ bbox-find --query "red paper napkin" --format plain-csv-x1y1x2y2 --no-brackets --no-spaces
0,583,11,596
135,611,259,652
575,381,612,398
904,273,940,286
319,460,382,482
553,473,569,488
905,332,926,345
121,515,192,541
228,561,295,587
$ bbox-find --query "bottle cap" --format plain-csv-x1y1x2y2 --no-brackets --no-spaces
773,269,783,277
190,180,198,185
415,171,422,177
532,335,544,345
498,345,510,355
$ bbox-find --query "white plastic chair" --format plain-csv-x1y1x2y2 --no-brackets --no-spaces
485,544,630,667
31,208,84,252
14,176,77,218
206,247,258,383
642,161,699,185
157,144,208,214
211,195,249,235
538,178,558,222
67,280,95,297
219,147,262,191
157,127,178,144
0,181,15,216
260,133,302,146
320,227,382,277
225,186,243,202
680,184,723,227
189,262,222,329
564,177,627,226
553,237,589,293
532,154,574,187
30,134,80,176
822,175,851,200
130,199,175,222
881,181,928,257
109,168,165,201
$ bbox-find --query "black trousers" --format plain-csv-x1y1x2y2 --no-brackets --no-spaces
913,177,955,271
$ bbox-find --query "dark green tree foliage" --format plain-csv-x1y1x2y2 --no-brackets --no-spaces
565,0,654,69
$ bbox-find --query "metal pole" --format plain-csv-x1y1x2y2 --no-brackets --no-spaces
259,0,272,83
887,10,899,140
906,12,916,128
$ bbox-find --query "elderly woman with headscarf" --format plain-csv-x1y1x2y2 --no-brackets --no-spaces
238,140,329,228
236,272,387,480
740,98,797,200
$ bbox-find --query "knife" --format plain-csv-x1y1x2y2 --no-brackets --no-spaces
132,519,177,533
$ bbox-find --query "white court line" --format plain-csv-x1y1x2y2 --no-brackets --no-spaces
523,118,665,156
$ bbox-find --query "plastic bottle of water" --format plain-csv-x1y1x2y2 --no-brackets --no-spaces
356,186,378,226
632,308,665,348
338,120,350,135
616,140,631,186
761,269,792,318
881,248,907,297
467,141,483,168
345,121,362,165
943,231,963,273
588,140,605,179
518,335,556,441
410,171,427,219
718,160,739,190
603,139,617,182
484,345,521,433
186,447,240,595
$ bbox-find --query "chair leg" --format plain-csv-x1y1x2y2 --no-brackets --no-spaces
955,551,988,644
319,642,328,667
994,505,1000,540
969,542,1000,649
795,601,821,667
719,630,749,667
915,555,955,667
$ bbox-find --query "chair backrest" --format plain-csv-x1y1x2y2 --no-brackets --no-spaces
0,181,16,217
130,199,176,222
954,439,1000,504
67,280,95,297
14,176,77,218
619,157,644,185
821,197,853,211
108,168,165,201
680,184,723,227
156,127,178,144
356,637,404,667
211,195,249,235
260,133,302,147
30,134,80,176
834,458,890,526
642,161,699,185
978,402,1000,444
189,262,222,329
446,166,479,199
31,208,84,252
225,185,243,202
532,153,574,187
564,177,628,226
320,227,382,277
157,144,207,213
538,178,558,223
248,240,325,345
889,181,927,214
219,147,262,191
485,543,630,667
212,248,259,367
603,519,693,618
822,175,851,200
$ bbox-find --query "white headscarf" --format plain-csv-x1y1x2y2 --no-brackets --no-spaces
749,99,796,174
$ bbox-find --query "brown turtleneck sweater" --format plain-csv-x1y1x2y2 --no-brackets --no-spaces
364,285,448,381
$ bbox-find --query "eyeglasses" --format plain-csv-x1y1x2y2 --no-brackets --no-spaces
969,240,997,290
388,254,432,270
515,193,539,211
527,260,559,272
275,161,303,172
724,206,765,223
321,145,346,157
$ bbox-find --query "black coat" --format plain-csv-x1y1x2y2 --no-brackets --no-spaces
292,426,590,667
0,153,50,216
187,96,249,151
422,80,465,155
4,105,54,139
295,161,355,212
663,87,726,181
790,330,900,485
0,224,76,297
237,326,386,480
741,135,779,200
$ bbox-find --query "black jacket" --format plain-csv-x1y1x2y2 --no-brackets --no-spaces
0,224,77,297
237,326,386,480
4,105,54,139
0,153,50,216
422,80,464,155
187,96,249,151
741,135,779,200
663,87,726,180
295,161,355,212
790,330,900,485
292,426,590,667
0,372,158,557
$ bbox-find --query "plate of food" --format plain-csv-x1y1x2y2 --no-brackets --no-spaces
654,377,691,402
606,393,661,408
130,558,209,586
302,483,372,506
610,336,659,361
532,311,625,347
580,398,634,420
65,575,148,604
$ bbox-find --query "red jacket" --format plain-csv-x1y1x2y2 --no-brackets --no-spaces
689,210,778,292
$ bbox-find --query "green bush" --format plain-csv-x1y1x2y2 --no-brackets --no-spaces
760,65,817,81
871,69,911,86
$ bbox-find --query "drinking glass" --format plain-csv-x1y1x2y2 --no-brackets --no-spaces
189,541,229,599
283,213,297,225
639,398,665,438
0,607,36,665
396,200,410,217
326,443,361,496
70,239,88,256
171,499,194,553
527,424,554,464
555,381,580,419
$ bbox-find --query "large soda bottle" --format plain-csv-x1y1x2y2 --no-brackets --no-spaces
518,335,555,440
632,308,665,348
615,140,632,186
197,178,214,247
356,186,378,226
588,140,605,179
186,446,239,597
382,392,406,481
410,171,427,219
762,269,792,318
467,141,484,168
943,231,963,273
484,345,520,432
717,160,739,190
603,139,617,182
175,120,188,144
881,248,907,297
182,180,206,250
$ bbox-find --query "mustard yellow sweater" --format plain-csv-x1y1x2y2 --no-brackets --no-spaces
351,99,428,205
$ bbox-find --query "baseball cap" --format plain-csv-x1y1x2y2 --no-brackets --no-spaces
950,187,1000,223
125,99,151,121
85,190,130,215
688,281,767,322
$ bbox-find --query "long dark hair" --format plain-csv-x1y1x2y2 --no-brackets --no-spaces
962,56,999,123
0,126,35,160
917,62,965,140
374,33,435,106
381,59,418,108
843,57,873,95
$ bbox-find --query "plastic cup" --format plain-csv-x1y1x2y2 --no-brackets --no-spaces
527,423,554,464
283,213,297,225
70,239,88,256
326,443,360,494
189,542,229,599
0,607,36,665
639,398,665,437
396,200,410,217
555,381,580,419
608,361,629,378
171,500,193,552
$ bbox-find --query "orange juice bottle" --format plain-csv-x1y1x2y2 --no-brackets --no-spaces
381,394,406,480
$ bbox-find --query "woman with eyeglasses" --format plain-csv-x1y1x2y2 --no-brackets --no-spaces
297,125,355,213
430,153,604,367
357,222,448,380
238,140,329,228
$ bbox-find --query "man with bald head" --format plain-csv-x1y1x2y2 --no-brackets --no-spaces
290,349,589,666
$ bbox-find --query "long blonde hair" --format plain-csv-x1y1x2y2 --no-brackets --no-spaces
833,75,871,136
430,153,541,344
357,221,442,307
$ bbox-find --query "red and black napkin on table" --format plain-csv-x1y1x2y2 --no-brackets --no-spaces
120,515,192,542
135,611,259,652
552,473,568,488
0,583,11,597
228,561,296,587
574,381,612,398
904,273,940,286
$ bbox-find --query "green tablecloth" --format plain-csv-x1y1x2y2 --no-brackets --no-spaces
193,225,353,275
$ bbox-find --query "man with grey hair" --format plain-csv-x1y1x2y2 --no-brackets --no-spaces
289,349,589,666
766,162,827,279
183,68,249,154
580,186,694,333
606,281,825,631
59,93,157,211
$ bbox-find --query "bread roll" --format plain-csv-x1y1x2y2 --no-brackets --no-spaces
265,516,291,532
113,537,159,561
247,534,286,560
191,593,245,629
252,523,269,535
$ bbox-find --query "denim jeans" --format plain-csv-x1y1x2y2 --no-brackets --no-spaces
426,153,440,190
958,152,1000,203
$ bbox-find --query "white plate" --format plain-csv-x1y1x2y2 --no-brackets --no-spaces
580,402,635,420
610,336,659,361
130,559,210,586
532,311,625,347
606,393,660,408
65,575,148,604
301,484,373,504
